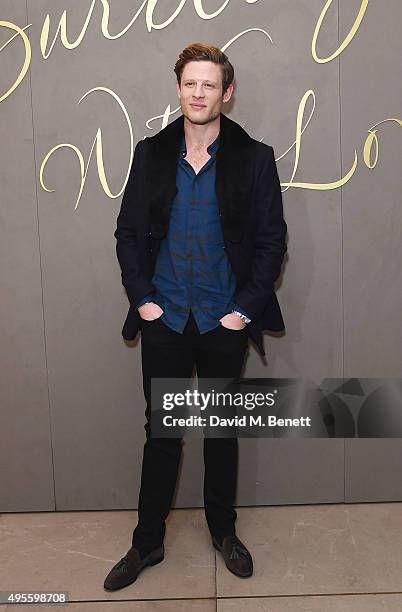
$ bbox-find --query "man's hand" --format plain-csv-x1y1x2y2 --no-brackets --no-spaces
138,302,164,321
219,312,246,330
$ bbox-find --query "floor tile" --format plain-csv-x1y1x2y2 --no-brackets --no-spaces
215,503,402,597
218,593,402,612
0,508,215,601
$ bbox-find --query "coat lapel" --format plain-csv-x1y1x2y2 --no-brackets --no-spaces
145,112,254,242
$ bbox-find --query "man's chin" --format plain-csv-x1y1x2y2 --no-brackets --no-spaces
184,109,220,125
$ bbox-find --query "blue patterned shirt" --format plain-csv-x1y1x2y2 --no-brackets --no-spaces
136,133,251,332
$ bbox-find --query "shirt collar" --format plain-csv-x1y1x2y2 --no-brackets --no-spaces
179,133,220,159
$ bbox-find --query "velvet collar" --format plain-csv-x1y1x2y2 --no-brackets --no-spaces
144,112,255,242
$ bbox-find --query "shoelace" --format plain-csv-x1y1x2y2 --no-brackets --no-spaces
229,544,249,560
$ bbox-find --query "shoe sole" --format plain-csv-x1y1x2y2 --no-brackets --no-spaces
212,539,253,578
104,546,165,591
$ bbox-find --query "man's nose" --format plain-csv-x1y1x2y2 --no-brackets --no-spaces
193,83,205,98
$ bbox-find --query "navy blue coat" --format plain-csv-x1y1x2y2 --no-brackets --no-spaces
114,112,287,357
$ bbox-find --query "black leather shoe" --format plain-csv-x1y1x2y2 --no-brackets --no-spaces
212,535,253,577
103,545,164,591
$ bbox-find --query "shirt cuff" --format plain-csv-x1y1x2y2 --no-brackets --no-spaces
135,293,155,310
232,303,252,322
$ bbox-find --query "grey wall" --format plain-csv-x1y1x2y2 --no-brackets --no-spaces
0,0,401,512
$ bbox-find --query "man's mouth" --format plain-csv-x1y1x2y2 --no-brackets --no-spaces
190,103,206,109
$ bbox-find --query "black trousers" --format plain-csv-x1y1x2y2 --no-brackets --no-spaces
132,310,249,553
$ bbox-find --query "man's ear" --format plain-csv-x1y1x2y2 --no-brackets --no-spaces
176,82,181,99
223,82,234,103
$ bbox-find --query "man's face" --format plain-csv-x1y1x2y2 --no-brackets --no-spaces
176,60,233,126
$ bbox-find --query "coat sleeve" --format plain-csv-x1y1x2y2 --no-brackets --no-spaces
233,145,287,321
114,139,156,307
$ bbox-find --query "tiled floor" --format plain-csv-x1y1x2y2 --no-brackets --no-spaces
1,503,402,610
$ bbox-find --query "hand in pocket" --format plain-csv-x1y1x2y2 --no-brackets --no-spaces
139,302,164,321
219,312,246,330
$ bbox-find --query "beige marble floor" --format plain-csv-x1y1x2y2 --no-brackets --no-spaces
1,503,402,611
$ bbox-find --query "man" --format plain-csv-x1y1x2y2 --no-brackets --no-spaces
104,43,287,591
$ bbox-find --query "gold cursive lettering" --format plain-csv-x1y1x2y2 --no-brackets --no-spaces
146,0,187,30
312,0,369,63
192,0,230,20
40,0,256,56
0,20,32,102
41,1,96,57
40,87,133,209
281,90,358,190
363,118,402,168
363,130,378,169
